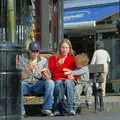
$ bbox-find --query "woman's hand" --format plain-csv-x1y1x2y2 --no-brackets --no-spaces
63,68,75,80
57,58,66,66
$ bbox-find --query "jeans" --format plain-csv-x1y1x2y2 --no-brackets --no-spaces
54,80,75,113
22,80,54,113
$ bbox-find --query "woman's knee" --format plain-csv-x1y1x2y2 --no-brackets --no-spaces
64,80,75,87
54,80,63,87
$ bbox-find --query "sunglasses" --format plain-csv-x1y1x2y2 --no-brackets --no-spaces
31,50,39,53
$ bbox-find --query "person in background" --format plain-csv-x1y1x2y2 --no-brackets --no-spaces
48,39,76,115
91,40,111,96
18,41,54,116
63,53,93,109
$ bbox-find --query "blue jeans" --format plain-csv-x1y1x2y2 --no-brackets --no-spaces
22,80,54,113
54,80,75,112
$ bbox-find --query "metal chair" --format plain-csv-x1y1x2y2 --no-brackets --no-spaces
89,64,104,112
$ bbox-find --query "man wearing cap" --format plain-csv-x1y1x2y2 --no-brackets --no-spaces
18,41,54,116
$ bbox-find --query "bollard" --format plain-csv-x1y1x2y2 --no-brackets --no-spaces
0,42,22,120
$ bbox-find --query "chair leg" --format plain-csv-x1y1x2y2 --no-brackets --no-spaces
94,93,98,112
99,91,104,111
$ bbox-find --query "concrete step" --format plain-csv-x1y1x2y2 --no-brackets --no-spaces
24,95,120,115
77,96,120,113
103,96,120,112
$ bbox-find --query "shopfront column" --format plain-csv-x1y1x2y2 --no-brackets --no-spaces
97,32,103,40
40,0,50,50
40,0,64,51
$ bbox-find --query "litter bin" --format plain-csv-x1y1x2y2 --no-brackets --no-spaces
0,42,22,120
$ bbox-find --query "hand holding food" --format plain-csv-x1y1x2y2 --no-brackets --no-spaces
40,68,50,80
57,58,65,65
25,59,37,73
63,68,71,72
31,59,38,69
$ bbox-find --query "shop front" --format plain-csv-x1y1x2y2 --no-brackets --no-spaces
64,2,120,94
0,0,64,52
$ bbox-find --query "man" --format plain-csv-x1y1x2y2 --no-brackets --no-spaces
18,41,54,116
91,40,111,96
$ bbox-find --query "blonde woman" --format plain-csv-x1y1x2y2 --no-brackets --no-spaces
48,39,76,115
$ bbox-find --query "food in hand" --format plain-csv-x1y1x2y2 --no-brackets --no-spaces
40,68,48,72
64,71,70,75
63,68,70,72
31,59,38,70
32,59,37,64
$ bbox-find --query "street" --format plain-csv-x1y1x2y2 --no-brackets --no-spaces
24,111,120,120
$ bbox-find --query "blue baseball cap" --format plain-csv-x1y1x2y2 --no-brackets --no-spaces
29,41,40,51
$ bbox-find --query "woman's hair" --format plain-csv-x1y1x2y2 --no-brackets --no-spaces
96,40,104,49
75,53,89,66
56,39,74,56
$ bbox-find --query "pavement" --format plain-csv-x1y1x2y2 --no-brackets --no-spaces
24,111,120,120
103,95,120,112
23,95,120,120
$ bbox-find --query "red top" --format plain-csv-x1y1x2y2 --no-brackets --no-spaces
48,55,76,81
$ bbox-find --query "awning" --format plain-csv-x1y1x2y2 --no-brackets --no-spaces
64,3,119,29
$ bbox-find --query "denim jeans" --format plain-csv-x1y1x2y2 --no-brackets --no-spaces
54,80,75,113
21,80,54,113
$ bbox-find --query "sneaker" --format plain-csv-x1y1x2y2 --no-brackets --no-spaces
69,110,76,115
23,113,28,117
41,109,54,116
54,111,61,116
22,112,27,117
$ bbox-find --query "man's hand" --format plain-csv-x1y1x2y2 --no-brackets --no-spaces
40,68,48,72
25,59,38,72
40,68,50,80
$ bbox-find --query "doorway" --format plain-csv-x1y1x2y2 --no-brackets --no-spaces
69,35,95,62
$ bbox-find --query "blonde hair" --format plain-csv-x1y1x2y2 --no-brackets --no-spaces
75,53,89,66
56,39,74,56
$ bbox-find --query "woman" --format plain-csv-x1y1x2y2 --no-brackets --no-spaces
91,40,110,96
48,39,76,115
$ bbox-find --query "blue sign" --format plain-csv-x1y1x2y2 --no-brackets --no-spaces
64,3,119,24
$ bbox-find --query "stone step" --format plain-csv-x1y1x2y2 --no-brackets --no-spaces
24,95,120,115
77,96,120,113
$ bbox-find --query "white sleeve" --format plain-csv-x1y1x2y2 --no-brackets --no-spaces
107,52,111,63
90,51,96,64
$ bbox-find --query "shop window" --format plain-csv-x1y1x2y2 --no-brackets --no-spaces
115,39,120,65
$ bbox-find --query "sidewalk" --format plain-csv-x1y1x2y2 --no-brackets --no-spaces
24,95,120,115
24,111,120,120
103,96,120,112
23,96,120,120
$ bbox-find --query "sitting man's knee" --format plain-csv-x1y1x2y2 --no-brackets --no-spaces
45,80,55,88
